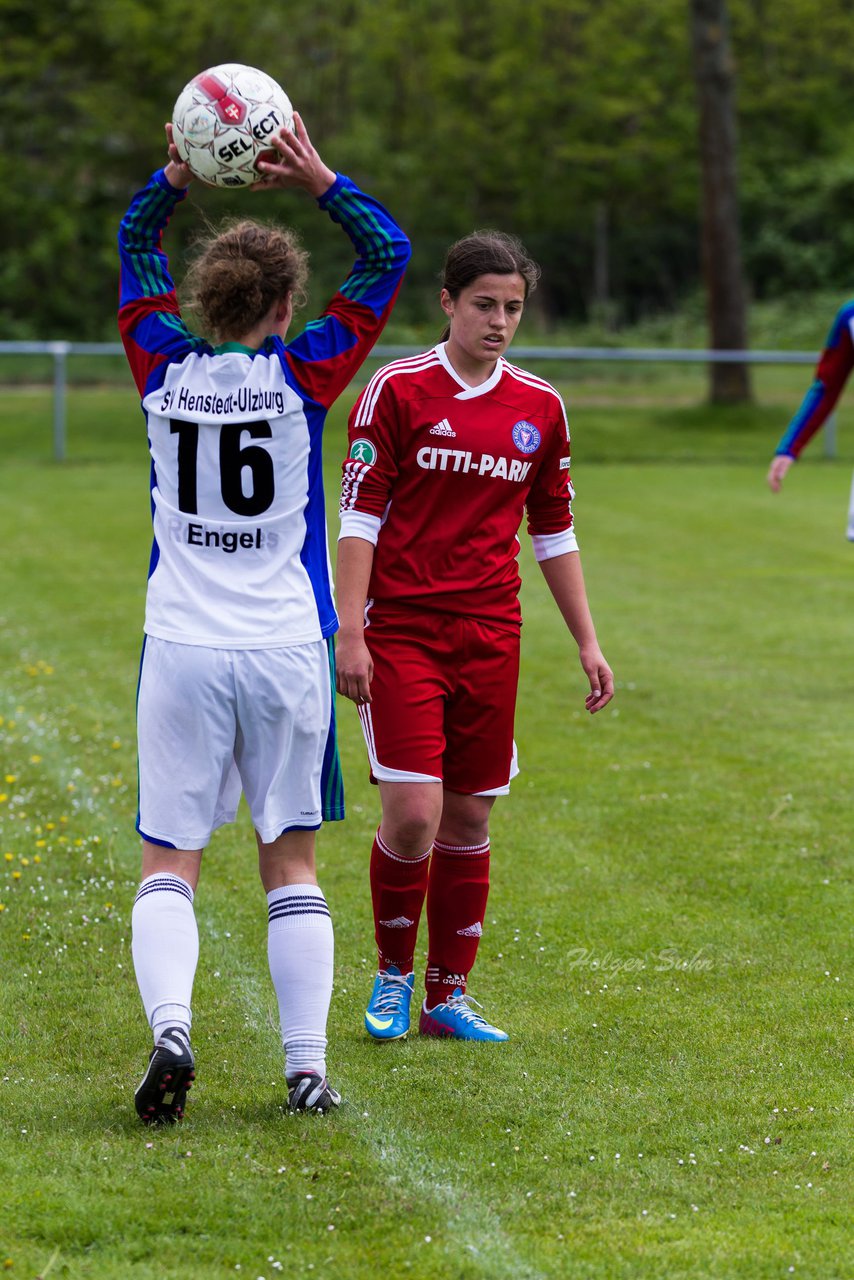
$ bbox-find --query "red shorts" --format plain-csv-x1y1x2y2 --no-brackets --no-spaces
358,603,520,795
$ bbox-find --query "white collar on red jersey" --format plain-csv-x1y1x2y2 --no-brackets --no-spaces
435,342,506,399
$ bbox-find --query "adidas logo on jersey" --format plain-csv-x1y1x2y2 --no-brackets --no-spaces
379,916,414,929
456,922,483,938
429,418,456,437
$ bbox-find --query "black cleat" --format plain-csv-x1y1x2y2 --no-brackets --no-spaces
135,1026,195,1125
286,1072,341,1114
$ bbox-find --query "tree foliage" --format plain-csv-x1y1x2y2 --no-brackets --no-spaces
2,0,854,339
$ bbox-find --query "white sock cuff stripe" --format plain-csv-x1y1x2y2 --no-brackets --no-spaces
376,829,432,863
134,873,194,905
268,887,331,926
432,838,490,857
267,883,327,905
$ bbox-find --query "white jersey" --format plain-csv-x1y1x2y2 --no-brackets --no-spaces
118,168,411,651
142,350,330,648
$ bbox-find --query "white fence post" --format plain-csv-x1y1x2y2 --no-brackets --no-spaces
824,412,837,459
49,341,71,463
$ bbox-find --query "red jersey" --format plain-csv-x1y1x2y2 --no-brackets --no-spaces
339,343,577,628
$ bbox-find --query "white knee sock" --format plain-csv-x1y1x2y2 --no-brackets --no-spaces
131,873,198,1042
267,884,334,1079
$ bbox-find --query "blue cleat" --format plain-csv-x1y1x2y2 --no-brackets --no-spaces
419,988,509,1042
364,965,415,1040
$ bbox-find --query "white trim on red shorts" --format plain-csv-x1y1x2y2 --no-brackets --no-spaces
357,702,442,784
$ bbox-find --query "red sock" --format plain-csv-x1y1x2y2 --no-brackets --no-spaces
370,829,430,973
424,837,490,1007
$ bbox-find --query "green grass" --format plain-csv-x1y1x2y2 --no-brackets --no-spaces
0,383,851,1279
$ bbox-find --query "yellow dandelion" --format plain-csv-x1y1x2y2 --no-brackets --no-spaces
20,859,29,867
3,1256,12,1268
111,739,121,750
74,838,84,847
0,904,5,913
30,755,42,764
21,932,30,941
4,775,16,784
0,796,7,805
66,783,76,792
35,840,46,848
4,853,12,862
105,902,113,911
60,815,68,823
58,836,68,845
12,872,21,880
25,665,38,677
33,855,41,864
46,822,55,831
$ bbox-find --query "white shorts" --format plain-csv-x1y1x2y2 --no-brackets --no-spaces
136,636,343,849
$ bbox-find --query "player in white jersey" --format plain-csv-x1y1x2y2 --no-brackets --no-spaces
335,231,612,1043
119,119,410,1119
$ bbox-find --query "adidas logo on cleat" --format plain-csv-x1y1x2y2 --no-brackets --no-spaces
456,922,483,937
429,419,456,437
379,915,414,928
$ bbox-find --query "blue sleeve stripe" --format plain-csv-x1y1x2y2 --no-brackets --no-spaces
119,178,181,300
331,186,395,262
777,381,825,454
339,266,388,305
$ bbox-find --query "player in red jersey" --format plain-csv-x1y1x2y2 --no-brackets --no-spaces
336,231,614,1042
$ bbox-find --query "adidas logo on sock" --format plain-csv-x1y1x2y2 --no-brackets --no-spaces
456,922,483,937
429,418,456,437
380,915,414,928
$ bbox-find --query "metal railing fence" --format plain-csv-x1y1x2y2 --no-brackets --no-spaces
0,340,830,462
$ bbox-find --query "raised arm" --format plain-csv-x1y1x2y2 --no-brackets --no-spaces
261,117,411,407
117,131,204,396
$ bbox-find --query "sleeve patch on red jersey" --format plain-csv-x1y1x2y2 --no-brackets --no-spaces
560,457,571,469
349,438,378,465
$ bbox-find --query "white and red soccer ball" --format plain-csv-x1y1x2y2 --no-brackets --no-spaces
172,64,293,188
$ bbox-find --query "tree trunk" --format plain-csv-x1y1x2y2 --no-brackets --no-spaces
690,0,751,404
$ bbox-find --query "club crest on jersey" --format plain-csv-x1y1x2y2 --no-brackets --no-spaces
512,420,541,454
349,438,377,465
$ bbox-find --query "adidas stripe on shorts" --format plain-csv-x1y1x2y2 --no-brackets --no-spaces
137,635,343,849
358,603,521,795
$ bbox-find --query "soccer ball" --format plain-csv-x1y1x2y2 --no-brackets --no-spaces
171,64,293,188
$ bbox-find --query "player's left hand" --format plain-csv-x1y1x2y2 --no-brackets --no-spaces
579,645,614,714
253,113,336,198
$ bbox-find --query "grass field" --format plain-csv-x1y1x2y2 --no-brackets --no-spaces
0,380,851,1279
